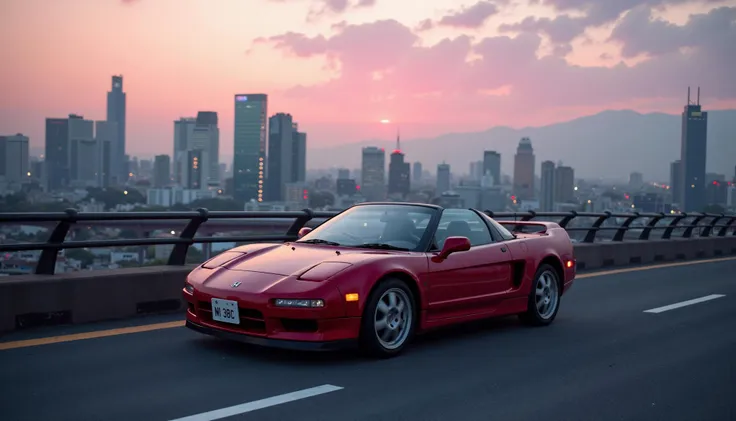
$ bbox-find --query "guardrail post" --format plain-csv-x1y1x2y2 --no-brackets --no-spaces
557,211,576,229
583,211,610,243
613,212,639,241
682,213,706,238
701,214,723,237
167,208,209,265
662,214,686,239
717,216,735,237
35,208,78,275
286,209,314,238
639,213,664,240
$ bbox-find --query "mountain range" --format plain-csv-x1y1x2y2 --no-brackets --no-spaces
308,109,736,182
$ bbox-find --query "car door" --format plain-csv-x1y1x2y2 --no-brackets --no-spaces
425,209,514,320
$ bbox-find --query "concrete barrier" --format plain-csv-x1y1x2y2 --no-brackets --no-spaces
1,237,735,334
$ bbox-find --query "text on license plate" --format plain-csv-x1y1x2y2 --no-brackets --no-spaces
211,298,240,324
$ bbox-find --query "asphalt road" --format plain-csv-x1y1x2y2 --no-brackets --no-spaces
1,258,735,421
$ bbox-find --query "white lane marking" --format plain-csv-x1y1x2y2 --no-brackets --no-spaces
168,384,343,421
643,294,726,314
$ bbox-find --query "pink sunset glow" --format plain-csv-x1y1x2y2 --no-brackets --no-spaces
1,0,735,157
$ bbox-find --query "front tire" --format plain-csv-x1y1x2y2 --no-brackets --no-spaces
359,278,416,358
520,264,561,326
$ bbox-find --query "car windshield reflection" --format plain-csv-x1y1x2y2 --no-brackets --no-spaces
296,204,436,252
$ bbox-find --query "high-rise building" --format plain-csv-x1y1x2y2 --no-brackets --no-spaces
412,162,422,184
233,94,268,203
68,115,97,187
513,137,535,200
267,113,294,201
554,165,575,204
45,118,70,191
437,162,451,194
192,111,219,188
173,117,196,186
266,113,307,201
153,155,171,188
361,146,385,201
94,120,117,188
629,172,643,189
292,124,307,184
0,134,30,186
337,168,350,180
483,151,501,186
387,133,410,197
679,87,708,211
106,75,126,185
670,160,682,205
540,160,556,211
186,149,206,189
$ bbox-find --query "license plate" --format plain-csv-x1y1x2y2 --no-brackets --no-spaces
211,298,240,324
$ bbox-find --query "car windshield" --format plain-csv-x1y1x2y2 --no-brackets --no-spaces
297,204,437,252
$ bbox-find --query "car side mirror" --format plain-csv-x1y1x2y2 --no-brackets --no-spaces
297,227,312,238
436,236,471,260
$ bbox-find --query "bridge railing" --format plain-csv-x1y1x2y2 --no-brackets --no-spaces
0,208,734,275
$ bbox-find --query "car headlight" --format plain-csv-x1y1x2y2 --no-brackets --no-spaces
185,283,195,294
273,299,325,308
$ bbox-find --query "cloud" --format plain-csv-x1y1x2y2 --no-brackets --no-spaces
437,1,502,29
254,8,736,126
267,0,377,20
500,0,727,46
418,1,504,31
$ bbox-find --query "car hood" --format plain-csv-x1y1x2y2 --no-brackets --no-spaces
223,243,399,276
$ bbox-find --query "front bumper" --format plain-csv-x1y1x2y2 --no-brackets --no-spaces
186,319,357,351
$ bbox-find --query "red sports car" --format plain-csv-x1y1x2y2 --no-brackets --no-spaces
183,203,576,357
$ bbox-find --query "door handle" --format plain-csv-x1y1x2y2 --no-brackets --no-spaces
500,247,507,252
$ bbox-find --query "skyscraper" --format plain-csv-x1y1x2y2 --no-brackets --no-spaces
292,125,307,184
361,147,385,201
94,120,117,188
387,132,410,197
483,151,501,186
554,165,575,204
106,75,126,185
192,111,219,188
233,94,268,203
670,160,682,205
513,137,535,200
0,134,30,186
413,162,422,184
173,117,196,186
540,160,556,212
679,87,708,211
437,163,451,194
44,118,70,191
153,155,171,188
68,114,96,187
267,113,294,201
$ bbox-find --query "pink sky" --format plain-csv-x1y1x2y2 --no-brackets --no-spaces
1,0,735,159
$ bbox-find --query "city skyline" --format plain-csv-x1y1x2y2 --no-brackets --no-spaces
2,0,736,157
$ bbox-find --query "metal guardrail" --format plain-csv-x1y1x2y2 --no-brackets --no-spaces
0,208,734,275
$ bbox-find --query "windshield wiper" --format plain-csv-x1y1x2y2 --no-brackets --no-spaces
355,243,410,251
298,239,341,246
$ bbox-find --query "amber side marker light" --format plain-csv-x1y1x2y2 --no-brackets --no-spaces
566,260,574,268
345,293,359,302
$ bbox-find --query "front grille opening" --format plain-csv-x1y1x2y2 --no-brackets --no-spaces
281,318,318,333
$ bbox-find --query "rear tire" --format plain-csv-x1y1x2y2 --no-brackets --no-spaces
358,278,417,358
519,264,561,326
